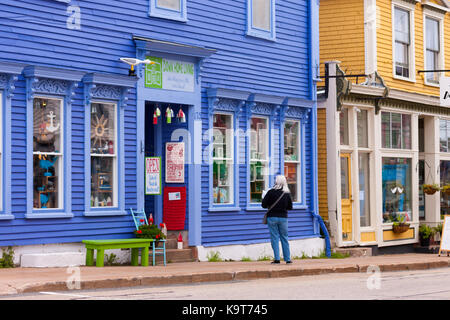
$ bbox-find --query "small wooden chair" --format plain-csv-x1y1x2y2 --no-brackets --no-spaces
129,208,166,266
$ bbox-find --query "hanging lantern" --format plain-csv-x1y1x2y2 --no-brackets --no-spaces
177,108,186,123
166,106,174,124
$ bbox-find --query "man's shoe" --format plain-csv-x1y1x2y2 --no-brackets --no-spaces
271,260,280,264
286,260,292,264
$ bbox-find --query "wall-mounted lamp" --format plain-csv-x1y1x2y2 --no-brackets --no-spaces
119,58,156,76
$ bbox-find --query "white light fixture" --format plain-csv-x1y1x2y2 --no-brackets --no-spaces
119,58,156,76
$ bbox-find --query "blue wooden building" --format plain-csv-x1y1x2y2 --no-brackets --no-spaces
0,0,324,264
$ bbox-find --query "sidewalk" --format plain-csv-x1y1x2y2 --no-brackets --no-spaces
0,253,449,296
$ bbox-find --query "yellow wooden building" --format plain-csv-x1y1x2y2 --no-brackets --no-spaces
318,0,450,251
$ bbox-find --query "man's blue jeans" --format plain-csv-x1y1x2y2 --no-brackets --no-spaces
267,217,291,262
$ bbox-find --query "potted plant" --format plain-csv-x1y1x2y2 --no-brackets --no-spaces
419,224,435,247
422,184,440,195
392,215,410,234
134,223,166,246
441,185,450,196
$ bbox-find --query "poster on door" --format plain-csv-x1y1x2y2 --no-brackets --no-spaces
145,157,161,195
165,142,185,183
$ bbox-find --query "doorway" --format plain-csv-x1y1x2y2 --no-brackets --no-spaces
144,101,189,228
340,153,353,241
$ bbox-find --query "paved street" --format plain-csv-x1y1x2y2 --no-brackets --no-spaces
2,268,449,300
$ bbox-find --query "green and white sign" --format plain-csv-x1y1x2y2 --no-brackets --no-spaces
145,56,195,92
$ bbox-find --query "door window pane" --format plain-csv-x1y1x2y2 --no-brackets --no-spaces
382,157,412,223
340,156,350,200
91,103,116,208
33,98,63,209
357,110,368,148
212,113,233,204
359,153,370,227
419,160,425,220
250,117,268,203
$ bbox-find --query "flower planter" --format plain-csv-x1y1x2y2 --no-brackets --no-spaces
420,237,430,247
423,185,440,195
392,223,410,234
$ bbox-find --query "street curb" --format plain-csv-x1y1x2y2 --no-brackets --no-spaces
15,260,450,295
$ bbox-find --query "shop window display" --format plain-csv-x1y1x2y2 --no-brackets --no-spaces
212,113,233,204
440,161,450,216
284,121,300,202
382,157,412,223
250,117,268,203
90,103,116,208
33,98,62,209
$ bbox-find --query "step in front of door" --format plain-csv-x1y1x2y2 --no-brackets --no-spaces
150,248,197,264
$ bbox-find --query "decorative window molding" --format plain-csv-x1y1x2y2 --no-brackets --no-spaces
23,66,84,219
82,73,137,217
0,62,23,220
148,0,187,22
207,88,249,212
246,0,276,41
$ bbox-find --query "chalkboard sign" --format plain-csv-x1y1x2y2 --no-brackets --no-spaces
438,215,450,257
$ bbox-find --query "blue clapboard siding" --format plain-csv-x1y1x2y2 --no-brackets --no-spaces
0,0,316,247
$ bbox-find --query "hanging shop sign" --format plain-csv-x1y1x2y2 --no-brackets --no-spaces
165,142,185,183
145,157,161,195
440,77,450,107
145,56,195,92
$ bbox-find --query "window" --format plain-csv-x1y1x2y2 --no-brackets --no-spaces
149,0,187,22
90,103,117,208
394,7,411,78
212,113,234,204
357,109,369,148
440,161,450,216
284,121,301,202
340,108,349,145
439,119,450,152
250,117,268,203
359,153,371,227
247,0,275,40
425,17,441,84
381,112,411,149
33,98,63,209
382,157,412,223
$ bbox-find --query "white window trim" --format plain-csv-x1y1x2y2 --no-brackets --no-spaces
249,116,270,203
423,9,445,87
392,1,416,83
90,102,119,208
33,97,64,210
284,120,301,203
212,112,235,205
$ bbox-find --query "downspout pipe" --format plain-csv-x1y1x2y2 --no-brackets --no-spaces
309,0,331,257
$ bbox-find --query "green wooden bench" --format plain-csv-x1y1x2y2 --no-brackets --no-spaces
82,239,154,267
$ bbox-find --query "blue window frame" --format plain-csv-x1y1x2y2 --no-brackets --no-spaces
23,66,83,219
0,63,23,220
149,0,187,22
246,0,276,41
83,73,136,216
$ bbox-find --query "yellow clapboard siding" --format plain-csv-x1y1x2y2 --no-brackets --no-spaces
361,232,376,243
376,0,450,96
383,228,415,241
319,0,365,77
317,108,328,221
